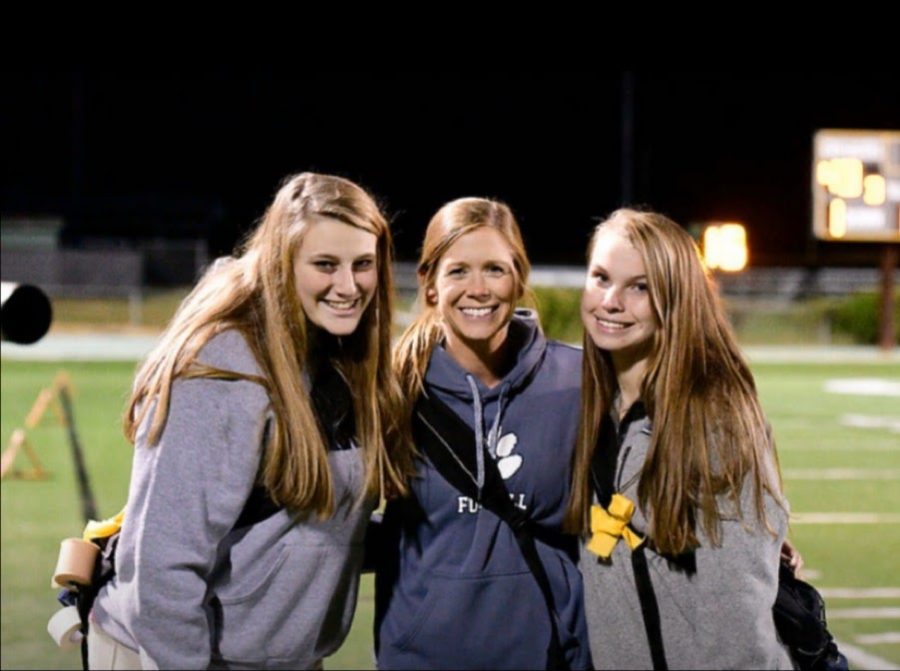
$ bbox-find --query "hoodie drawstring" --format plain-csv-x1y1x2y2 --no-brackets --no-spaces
466,375,510,501
487,383,509,458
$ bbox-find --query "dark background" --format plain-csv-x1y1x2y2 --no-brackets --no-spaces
4,70,899,267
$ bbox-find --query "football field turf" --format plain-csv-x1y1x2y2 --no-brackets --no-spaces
2,357,898,669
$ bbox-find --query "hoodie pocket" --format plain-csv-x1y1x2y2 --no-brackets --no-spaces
217,543,290,606
214,543,360,665
391,571,552,669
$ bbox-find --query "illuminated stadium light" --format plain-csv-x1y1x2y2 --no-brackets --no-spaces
703,223,748,272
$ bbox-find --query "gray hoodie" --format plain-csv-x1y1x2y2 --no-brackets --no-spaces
93,330,374,669
580,404,793,670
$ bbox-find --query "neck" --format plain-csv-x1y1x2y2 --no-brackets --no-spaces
443,325,511,389
612,350,648,419
305,322,340,368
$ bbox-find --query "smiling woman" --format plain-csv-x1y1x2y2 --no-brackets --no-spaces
294,217,379,336
427,226,520,387
85,172,415,669
569,208,794,670
375,197,593,670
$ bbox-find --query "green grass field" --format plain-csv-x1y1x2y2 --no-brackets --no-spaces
2,357,898,669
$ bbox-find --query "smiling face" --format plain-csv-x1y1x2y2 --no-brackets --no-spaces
293,217,379,336
582,227,658,366
427,226,519,364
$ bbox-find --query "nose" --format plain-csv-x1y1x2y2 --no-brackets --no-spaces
333,265,358,297
600,286,623,312
465,272,490,299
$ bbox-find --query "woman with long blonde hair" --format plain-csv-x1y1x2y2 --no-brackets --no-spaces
566,208,792,669
89,172,414,669
375,198,592,670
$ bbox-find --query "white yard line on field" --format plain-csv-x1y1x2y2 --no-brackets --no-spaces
825,378,900,397
785,443,899,451
791,513,900,524
783,468,900,480
836,639,900,670
830,608,900,619
854,632,900,645
840,414,900,433
820,587,900,599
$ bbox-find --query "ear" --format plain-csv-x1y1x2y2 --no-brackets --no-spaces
425,286,438,305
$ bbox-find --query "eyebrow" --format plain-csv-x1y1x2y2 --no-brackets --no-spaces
589,265,647,281
310,252,376,261
444,258,511,267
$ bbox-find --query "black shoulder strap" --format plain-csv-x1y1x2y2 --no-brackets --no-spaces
590,411,668,671
413,392,569,671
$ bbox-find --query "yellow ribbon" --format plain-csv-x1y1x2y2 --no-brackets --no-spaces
587,494,644,558
82,509,125,542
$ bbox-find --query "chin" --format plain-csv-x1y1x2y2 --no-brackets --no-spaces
317,317,362,337
587,329,627,352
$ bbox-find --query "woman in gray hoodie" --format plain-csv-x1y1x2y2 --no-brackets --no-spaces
89,173,414,669
566,209,793,669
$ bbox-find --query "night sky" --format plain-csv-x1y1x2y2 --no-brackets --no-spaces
4,71,899,266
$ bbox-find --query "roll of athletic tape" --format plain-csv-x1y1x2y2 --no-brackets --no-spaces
52,537,99,588
47,606,84,650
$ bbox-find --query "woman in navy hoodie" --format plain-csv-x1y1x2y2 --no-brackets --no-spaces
375,197,592,670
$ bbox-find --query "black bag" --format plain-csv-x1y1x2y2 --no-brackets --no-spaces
774,561,848,671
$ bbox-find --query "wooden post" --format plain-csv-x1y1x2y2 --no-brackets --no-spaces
0,429,48,480
0,371,73,480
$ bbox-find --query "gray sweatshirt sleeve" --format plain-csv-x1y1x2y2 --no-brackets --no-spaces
122,334,271,669
692,483,792,669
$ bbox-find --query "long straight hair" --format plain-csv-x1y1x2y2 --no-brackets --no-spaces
565,209,783,555
393,197,534,401
125,172,414,517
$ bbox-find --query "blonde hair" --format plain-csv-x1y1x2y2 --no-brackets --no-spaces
393,197,534,399
125,172,413,517
565,208,783,555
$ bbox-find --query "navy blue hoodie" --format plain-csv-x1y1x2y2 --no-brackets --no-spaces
375,311,592,670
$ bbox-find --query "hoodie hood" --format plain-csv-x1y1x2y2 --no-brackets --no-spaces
424,309,547,498
424,308,547,403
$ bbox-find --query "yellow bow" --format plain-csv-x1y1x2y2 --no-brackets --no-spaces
587,494,644,558
82,509,125,542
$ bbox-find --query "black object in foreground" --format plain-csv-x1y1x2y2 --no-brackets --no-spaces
1,282,53,344
774,560,849,671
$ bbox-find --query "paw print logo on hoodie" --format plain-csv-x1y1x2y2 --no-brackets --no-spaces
494,433,522,479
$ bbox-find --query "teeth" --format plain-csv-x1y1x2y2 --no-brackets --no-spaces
596,317,627,329
325,299,357,310
461,307,493,317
